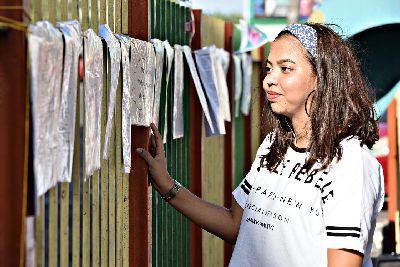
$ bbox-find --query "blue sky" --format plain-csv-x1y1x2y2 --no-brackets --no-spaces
192,0,244,14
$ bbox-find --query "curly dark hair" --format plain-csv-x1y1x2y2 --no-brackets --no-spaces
260,23,379,172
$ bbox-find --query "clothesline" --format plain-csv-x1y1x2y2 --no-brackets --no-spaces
28,20,254,197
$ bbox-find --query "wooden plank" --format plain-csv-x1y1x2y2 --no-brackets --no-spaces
122,172,129,267
101,44,110,267
128,0,151,265
61,0,68,20
115,69,123,267
48,188,58,267
122,0,129,34
91,0,99,33
189,10,203,267
100,0,107,25
36,198,45,267
115,0,122,33
71,0,79,20
108,0,114,31
108,90,116,267
82,177,90,267
82,0,89,30
223,21,234,266
32,0,42,22
48,0,56,23
92,171,101,267
72,83,81,267
59,182,70,267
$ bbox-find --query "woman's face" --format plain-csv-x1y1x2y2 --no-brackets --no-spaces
263,35,317,121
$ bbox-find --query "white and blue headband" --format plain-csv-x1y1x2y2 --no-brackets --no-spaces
281,24,318,58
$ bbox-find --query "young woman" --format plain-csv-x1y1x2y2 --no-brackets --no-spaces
137,23,384,267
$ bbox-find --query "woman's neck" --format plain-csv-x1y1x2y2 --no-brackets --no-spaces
291,117,311,148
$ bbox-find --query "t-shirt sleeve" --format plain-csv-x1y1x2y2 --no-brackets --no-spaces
232,134,273,208
322,142,385,254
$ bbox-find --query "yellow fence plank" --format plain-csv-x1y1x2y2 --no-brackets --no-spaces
108,0,114,31
115,0,122,33
48,187,58,267
122,172,129,267
35,197,44,267
100,0,107,25
61,0,67,20
92,171,101,267
116,73,123,267
71,0,78,20
101,47,109,267
72,83,81,267
122,0,128,34
91,0,99,32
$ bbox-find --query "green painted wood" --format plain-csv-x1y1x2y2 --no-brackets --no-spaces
122,172,129,267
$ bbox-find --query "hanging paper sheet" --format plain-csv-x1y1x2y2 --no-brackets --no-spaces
194,46,225,136
28,21,64,196
212,47,231,122
130,38,156,127
217,48,230,76
151,39,165,127
182,45,214,134
241,53,253,116
56,20,82,182
99,24,121,160
161,40,175,142
83,29,103,179
116,34,132,173
233,54,243,117
173,44,184,139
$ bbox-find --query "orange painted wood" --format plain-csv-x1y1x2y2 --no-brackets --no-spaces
387,100,397,222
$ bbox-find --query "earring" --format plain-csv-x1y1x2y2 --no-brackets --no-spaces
305,90,316,117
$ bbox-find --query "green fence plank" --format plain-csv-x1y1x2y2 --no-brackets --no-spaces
91,0,99,33
108,0,114,31
100,0,107,25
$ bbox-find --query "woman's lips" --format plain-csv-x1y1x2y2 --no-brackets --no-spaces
267,91,281,101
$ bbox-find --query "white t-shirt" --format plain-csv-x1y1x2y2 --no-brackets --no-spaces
230,135,385,267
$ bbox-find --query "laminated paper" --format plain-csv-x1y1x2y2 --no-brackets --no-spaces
194,46,225,136
83,28,103,178
151,39,165,127
28,21,64,196
212,47,231,122
116,34,132,173
173,44,184,139
241,53,253,116
99,24,121,160
130,38,156,127
182,45,214,133
233,54,243,117
162,40,174,142
56,20,82,182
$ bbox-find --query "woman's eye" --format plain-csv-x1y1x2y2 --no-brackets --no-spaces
265,66,272,74
281,66,292,73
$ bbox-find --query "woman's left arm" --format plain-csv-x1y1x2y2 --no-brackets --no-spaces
327,248,362,267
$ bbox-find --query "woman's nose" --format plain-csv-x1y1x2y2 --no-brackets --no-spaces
263,73,277,88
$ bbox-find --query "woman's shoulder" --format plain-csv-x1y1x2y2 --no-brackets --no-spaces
337,136,380,169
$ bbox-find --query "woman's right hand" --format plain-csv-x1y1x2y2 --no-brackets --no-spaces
136,123,174,195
